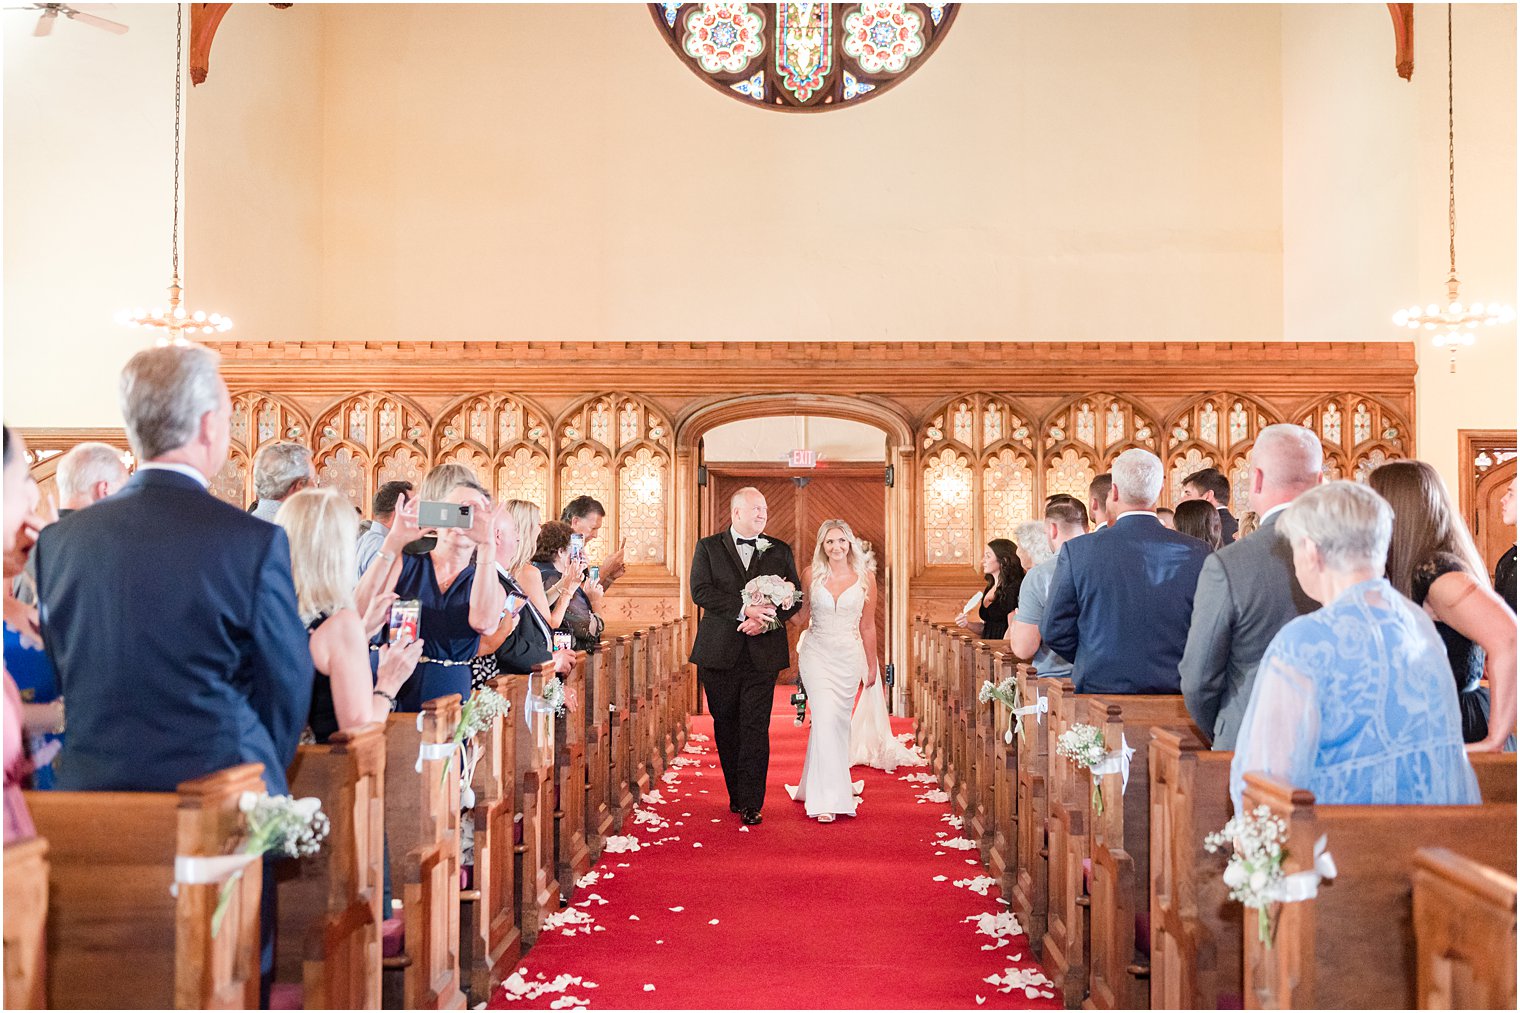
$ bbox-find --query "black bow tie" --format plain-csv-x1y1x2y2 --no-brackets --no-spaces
736,537,758,547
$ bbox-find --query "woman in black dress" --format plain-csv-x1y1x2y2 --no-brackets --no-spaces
1370,461,1516,749
955,538,1023,640
274,488,422,743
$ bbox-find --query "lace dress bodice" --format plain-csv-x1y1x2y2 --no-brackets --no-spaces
804,575,867,647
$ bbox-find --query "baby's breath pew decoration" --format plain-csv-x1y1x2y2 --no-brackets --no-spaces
977,677,1018,743
213,793,330,935
446,686,513,790
540,675,567,718
1203,805,1336,947
1055,723,1110,812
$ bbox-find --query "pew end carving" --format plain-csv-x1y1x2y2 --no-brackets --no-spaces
1412,847,1517,1010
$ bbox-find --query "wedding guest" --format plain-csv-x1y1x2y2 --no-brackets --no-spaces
562,495,627,589
1370,460,1516,749
1087,473,1112,531
250,441,315,522
1237,510,1261,539
355,463,504,712
276,488,422,740
3,427,37,842
1012,520,1052,575
1230,481,1480,809
1042,449,1209,694
2,470,64,787
56,442,128,513
1008,499,1088,677
1180,424,1322,749
1495,478,1516,613
1156,506,1176,530
955,538,1021,640
507,500,585,636
356,480,412,576
482,504,573,679
1173,498,1223,550
533,520,606,649
1180,466,1239,545
32,347,313,1006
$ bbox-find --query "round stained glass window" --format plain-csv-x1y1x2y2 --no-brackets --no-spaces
650,3,958,112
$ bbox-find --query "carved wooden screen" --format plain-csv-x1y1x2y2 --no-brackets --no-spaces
1040,392,1161,503
1163,392,1279,513
1295,392,1408,482
918,394,1037,566
557,394,673,571
309,392,430,510
210,392,310,507
432,394,551,516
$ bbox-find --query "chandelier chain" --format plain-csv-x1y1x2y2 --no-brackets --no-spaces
1446,3,1456,279
172,3,182,282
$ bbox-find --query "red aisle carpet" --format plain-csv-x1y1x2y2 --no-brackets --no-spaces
488,687,1062,1010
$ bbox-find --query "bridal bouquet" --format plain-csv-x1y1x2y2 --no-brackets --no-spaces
1204,805,1289,945
1056,722,1110,813
213,792,330,935
741,575,800,633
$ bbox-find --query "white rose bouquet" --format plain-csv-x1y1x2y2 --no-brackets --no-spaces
1204,805,1288,945
213,792,330,935
1056,722,1111,812
741,574,800,633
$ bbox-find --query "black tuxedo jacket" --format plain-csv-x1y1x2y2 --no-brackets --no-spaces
34,468,313,795
688,531,802,674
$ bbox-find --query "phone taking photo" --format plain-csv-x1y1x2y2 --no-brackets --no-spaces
418,501,472,529
568,532,586,564
588,565,601,584
388,599,421,644
503,592,528,616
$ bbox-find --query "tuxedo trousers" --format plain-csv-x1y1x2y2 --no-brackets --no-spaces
700,663,776,811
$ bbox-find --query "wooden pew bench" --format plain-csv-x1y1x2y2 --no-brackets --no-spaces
277,723,387,1009
26,763,266,1009
517,662,560,946
1242,769,1518,1009
1412,847,1517,1010
4,834,48,1010
554,652,592,901
459,674,523,1003
383,696,465,1010
1012,669,1056,956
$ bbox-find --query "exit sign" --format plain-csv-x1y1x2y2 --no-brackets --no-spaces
789,449,817,469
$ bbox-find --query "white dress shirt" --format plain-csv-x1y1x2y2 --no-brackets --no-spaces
137,461,210,489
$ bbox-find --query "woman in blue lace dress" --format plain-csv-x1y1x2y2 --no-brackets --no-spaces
1231,481,1480,811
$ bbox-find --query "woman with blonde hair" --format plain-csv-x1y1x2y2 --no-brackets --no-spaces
276,488,422,741
1369,460,1515,749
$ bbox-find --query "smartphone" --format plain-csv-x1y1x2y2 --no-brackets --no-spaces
568,532,586,563
588,565,601,584
418,500,472,529
388,599,421,644
504,592,528,616
553,631,574,653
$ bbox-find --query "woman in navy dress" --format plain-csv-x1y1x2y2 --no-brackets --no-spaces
356,464,505,712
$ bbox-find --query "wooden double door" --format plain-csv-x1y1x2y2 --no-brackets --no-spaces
704,464,888,684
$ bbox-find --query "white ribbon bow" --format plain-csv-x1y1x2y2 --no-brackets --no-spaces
1006,692,1049,743
1087,734,1136,794
1269,834,1338,902
170,852,261,895
414,711,459,772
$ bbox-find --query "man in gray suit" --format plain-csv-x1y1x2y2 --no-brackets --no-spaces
1179,424,1323,749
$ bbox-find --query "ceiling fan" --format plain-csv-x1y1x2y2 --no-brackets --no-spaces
6,3,129,37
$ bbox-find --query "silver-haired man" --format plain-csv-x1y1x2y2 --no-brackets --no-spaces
250,441,316,522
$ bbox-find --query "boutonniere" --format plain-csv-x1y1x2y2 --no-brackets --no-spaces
754,536,773,555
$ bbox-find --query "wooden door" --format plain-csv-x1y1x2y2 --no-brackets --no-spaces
705,465,887,683
1474,460,1516,577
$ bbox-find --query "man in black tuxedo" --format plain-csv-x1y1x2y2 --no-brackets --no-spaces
688,487,802,825
34,343,311,1007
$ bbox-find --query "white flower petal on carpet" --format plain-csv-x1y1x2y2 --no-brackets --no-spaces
900,772,938,784
601,835,642,853
953,876,998,896
982,966,1057,999
498,970,599,1004
915,789,950,804
937,836,979,850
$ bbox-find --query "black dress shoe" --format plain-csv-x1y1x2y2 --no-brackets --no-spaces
741,808,763,826
730,802,741,814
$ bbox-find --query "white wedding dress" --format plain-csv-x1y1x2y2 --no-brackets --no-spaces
787,575,869,818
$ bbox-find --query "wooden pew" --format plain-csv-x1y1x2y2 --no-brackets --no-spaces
555,652,592,900
605,632,637,825
946,629,972,817
675,616,696,749
1148,727,1242,1011
1012,667,1055,955
910,617,928,743
582,644,614,859
384,696,465,1010
278,723,387,1009
26,763,265,1009
1241,770,1518,1010
1041,677,1092,1002
460,674,523,1002
516,662,560,945
3,835,48,1010
1412,847,1517,1010
628,629,653,800
1084,695,1201,1010
986,649,1019,895
965,640,998,860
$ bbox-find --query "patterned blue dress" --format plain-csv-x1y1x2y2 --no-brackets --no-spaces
1230,577,1481,810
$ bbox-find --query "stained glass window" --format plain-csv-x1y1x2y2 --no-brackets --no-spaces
319,446,366,508
377,446,426,490
619,448,668,566
209,455,247,507
1044,448,1095,501
651,3,957,111
983,449,1033,542
1168,448,1214,504
498,447,550,518
923,448,972,564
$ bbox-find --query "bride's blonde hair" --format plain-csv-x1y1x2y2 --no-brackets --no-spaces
810,519,876,585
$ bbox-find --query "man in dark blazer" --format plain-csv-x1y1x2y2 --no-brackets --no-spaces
1181,466,1240,545
1180,425,1323,748
688,487,802,825
34,344,311,1007
1041,449,1209,695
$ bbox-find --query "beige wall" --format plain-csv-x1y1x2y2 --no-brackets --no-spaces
703,416,886,462
3,3,179,427
5,3,1514,494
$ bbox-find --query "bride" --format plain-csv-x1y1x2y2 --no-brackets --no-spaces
786,519,919,823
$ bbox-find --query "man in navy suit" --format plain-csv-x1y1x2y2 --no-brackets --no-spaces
34,343,311,1006
1041,448,1209,695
